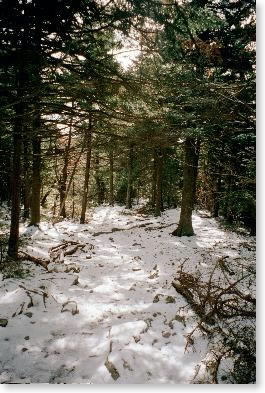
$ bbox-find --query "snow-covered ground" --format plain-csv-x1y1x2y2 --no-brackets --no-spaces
0,206,256,384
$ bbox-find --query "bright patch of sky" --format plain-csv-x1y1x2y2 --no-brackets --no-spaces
113,47,141,69
111,32,141,70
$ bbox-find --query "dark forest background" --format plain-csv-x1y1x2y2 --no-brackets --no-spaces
0,0,256,259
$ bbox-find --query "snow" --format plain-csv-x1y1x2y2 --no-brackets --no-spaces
0,205,256,384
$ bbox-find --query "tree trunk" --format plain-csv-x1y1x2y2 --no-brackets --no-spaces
248,199,256,236
56,145,84,221
7,51,28,258
212,135,225,217
80,116,92,224
59,154,68,218
29,21,42,226
58,120,72,218
94,152,105,205
192,138,201,207
136,179,140,205
109,148,114,206
55,129,86,221
172,137,198,237
223,172,233,223
53,194,59,216
154,148,163,217
126,144,133,209
8,102,23,259
22,131,31,219
59,178,67,218
72,180,75,219
212,167,222,218
151,149,157,207
30,128,41,225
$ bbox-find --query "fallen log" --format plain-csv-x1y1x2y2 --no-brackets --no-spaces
19,251,49,270
49,240,80,254
64,244,85,256
92,223,153,236
19,241,85,272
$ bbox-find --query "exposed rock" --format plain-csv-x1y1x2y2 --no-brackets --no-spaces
153,294,163,303
153,294,160,303
0,319,8,327
71,276,79,286
165,295,176,304
174,314,186,326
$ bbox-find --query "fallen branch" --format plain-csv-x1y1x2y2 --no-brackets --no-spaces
12,301,26,318
104,329,120,381
64,244,85,256
92,223,153,236
49,240,80,253
49,241,86,263
19,251,49,270
61,300,79,315
172,279,215,325
172,257,256,383
19,241,85,271
19,284,48,308
144,223,175,231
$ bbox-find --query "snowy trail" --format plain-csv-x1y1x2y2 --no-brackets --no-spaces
0,206,255,383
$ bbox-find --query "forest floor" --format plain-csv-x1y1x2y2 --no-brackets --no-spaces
0,204,256,384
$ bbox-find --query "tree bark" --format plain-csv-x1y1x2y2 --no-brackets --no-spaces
154,148,163,217
53,193,59,216
172,137,199,237
22,131,31,219
8,17,31,256
30,127,41,225
109,147,114,206
80,115,92,224
58,117,72,218
41,189,52,208
223,172,233,222
8,100,23,259
94,152,105,205
71,180,75,219
29,17,42,226
126,144,133,209
212,167,222,218
59,176,67,218
192,138,201,207
151,149,157,207
56,146,84,221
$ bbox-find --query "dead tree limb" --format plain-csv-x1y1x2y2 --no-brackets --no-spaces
19,251,49,270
